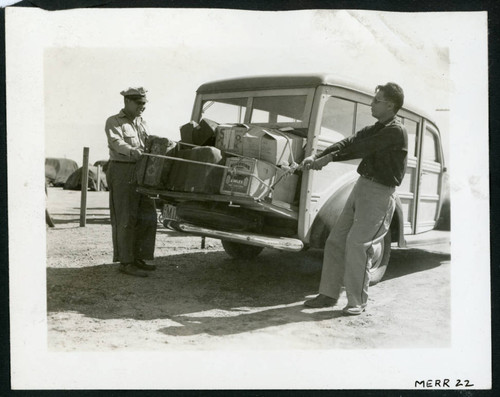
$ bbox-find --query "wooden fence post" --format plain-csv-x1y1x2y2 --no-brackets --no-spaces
96,164,102,192
80,147,89,227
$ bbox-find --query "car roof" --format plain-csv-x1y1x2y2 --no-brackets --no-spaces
197,73,367,93
196,73,437,127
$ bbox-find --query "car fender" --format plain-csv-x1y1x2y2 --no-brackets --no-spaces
309,180,406,249
308,179,356,248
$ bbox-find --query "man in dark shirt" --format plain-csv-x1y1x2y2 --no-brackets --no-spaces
302,82,408,315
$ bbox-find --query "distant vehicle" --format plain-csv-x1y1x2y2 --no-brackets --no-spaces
137,74,447,284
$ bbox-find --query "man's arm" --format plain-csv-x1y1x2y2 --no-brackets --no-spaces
301,126,369,170
301,125,405,170
315,135,355,159
314,124,378,160
330,125,405,161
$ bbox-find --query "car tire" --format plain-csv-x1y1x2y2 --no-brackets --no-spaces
368,231,392,286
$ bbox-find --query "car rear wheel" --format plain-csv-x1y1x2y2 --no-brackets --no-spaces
222,240,264,259
368,231,392,286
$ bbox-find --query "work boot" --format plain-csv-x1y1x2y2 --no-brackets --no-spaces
134,259,156,271
304,294,338,308
119,263,148,277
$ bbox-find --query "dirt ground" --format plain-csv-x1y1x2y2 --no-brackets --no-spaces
46,187,451,351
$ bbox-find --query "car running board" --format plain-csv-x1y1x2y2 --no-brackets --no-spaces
169,221,304,252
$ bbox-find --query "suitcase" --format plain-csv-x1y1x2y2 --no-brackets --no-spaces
179,119,218,146
136,136,177,187
167,146,225,194
180,121,198,144
195,118,218,146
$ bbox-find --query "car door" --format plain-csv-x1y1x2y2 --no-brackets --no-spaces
395,113,420,234
414,121,444,233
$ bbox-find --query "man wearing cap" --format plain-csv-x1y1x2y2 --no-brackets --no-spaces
104,87,158,277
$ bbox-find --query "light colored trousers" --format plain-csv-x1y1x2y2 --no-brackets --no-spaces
319,176,396,307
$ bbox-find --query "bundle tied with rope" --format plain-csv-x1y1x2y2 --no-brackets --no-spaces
138,125,304,203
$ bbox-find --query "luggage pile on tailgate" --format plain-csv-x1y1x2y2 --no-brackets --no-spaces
136,118,306,209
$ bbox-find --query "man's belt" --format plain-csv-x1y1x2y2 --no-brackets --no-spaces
360,174,392,187
109,160,136,164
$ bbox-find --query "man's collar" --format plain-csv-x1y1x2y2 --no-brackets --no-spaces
376,115,397,126
119,109,139,121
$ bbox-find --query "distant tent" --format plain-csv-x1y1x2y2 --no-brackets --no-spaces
64,166,108,191
45,158,79,187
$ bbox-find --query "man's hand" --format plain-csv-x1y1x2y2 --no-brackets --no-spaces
301,155,316,171
130,148,143,161
311,154,332,170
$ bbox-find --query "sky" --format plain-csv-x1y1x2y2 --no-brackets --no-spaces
40,9,454,165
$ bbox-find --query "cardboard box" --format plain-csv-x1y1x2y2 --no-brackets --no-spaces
220,157,277,199
242,127,305,166
271,172,299,204
215,124,248,155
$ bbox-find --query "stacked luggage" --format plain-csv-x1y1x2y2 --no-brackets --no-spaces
167,146,225,194
137,118,306,207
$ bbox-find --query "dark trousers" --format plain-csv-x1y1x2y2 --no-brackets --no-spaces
107,161,157,264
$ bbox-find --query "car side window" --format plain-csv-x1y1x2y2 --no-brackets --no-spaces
355,103,375,131
251,95,307,123
201,98,247,124
320,96,355,142
402,118,418,158
422,128,439,162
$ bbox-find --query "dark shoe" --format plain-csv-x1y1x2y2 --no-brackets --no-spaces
304,294,338,308
134,259,156,271
342,305,366,316
119,263,148,277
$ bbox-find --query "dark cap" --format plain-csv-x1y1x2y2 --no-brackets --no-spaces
120,87,148,103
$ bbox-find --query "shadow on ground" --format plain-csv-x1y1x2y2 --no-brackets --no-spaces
47,246,450,336
50,218,186,231
49,213,189,235
383,248,450,281
51,217,112,225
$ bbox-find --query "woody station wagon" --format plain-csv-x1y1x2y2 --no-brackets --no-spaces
137,74,447,284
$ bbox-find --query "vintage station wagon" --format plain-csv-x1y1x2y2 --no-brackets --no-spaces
137,74,447,284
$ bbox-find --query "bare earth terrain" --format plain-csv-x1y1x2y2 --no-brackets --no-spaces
46,187,451,351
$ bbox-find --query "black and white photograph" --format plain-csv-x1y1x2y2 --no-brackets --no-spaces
5,4,490,390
